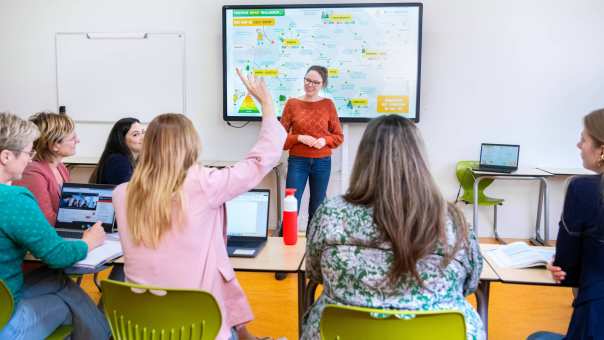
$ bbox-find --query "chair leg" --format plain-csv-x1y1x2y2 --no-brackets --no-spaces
493,204,505,244
93,272,102,292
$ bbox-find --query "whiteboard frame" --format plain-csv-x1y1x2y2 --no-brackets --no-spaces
55,32,187,124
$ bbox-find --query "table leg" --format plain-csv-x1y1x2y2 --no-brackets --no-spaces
542,178,549,243
274,164,283,236
473,177,482,234
533,180,545,245
298,271,306,338
475,280,491,340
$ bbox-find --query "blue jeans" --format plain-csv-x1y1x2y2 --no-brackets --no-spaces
0,267,110,340
286,156,331,228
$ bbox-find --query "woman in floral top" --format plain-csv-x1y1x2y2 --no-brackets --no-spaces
303,115,485,340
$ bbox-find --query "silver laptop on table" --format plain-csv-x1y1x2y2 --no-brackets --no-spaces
226,189,270,258
474,143,520,173
55,183,116,239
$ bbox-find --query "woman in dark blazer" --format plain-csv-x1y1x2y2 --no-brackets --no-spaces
90,118,144,185
529,108,604,340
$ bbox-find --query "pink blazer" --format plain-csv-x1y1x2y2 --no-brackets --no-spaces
13,161,69,226
113,116,286,340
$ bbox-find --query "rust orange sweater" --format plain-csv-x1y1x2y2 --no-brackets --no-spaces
280,98,344,158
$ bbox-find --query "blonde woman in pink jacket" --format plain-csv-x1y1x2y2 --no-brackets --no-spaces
112,70,286,340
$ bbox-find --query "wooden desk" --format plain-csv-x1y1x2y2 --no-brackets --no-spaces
471,168,552,244
229,237,305,273
480,243,556,285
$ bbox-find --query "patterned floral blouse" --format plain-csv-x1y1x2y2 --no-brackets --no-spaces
302,196,485,340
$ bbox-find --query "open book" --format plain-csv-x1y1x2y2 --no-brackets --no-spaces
73,239,122,269
486,242,555,269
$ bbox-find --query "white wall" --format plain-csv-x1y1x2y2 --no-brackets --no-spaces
1,0,603,237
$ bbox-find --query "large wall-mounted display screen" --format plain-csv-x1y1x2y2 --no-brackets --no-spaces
223,3,423,122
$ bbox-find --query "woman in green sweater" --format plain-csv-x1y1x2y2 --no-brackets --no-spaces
0,113,109,339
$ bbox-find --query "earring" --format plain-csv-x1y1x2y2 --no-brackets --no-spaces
599,153,604,165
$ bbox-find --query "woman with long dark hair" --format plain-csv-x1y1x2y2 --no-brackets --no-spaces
90,117,144,185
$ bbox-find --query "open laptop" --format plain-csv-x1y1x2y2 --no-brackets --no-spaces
55,183,116,239
226,189,270,258
474,143,520,173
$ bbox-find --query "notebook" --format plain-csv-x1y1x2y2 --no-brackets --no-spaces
56,183,116,239
71,239,123,270
474,143,520,173
226,189,270,258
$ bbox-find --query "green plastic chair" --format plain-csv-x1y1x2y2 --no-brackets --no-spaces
320,304,466,340
101,279,221,340
0,280,73,339
456,160,505,241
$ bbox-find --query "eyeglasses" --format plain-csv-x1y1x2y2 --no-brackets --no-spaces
304,78,322,87
8,149,36,159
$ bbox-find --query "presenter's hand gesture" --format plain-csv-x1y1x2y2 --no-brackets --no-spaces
546,262,566,284
298,135,317,146
312,137,326,149
236,68,274,118
82,221,106,251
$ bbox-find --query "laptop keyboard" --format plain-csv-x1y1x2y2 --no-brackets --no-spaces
57,230,84,239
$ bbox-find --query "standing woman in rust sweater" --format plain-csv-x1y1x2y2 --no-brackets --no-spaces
281,65,343,227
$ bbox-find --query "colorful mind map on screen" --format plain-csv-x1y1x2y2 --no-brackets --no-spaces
223,4,422,122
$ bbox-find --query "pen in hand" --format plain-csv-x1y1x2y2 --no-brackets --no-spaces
82,221,106,252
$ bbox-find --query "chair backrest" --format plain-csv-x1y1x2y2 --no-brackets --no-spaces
0,280,15,331
320,304,466,340
101,279,221,340
455,160,495,203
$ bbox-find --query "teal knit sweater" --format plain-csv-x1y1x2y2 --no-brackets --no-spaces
0,184,87,304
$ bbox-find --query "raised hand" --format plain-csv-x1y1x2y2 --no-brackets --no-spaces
236,68,273,108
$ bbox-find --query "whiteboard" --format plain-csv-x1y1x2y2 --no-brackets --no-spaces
56,32,185,123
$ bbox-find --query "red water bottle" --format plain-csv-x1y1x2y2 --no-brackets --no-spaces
283,188,298,245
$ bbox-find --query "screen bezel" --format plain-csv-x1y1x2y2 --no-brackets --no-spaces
55,182,116,232
222,3,423,123
226,188,271,242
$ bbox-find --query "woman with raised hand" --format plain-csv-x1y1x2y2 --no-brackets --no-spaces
90,117,144,185
302,115,484,340
528,108,604,340
0,112,109,340
13,112,79,225
113,70,287,340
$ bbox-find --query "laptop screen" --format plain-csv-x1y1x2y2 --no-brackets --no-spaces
226,189,270,239
480,143,520,168
56,183,116,232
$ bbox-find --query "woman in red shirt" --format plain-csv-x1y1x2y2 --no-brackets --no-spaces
13,112,79,225
281,65,343,228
